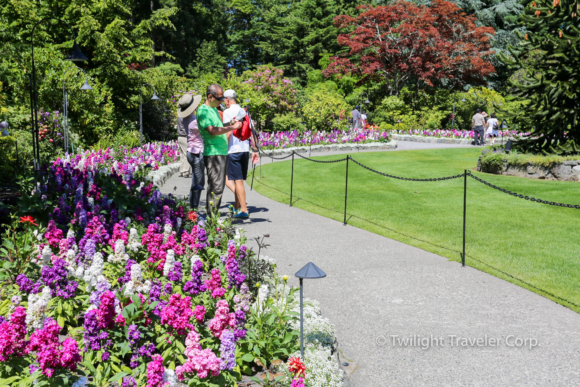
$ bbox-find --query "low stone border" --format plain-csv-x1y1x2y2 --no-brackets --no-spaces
390,133,513,145
478,159,580,181
146,162,180,187
261,141,397,156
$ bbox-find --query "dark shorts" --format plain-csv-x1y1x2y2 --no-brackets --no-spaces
227,152,250,181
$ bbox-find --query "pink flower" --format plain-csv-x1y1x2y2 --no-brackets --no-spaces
160,294,194,335
147,354,165,387
0,307,27,361
193,305,206,324
97,291,116,329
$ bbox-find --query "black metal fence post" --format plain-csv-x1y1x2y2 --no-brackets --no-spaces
462,169,467,267
344,156,349,225
290,151,294,207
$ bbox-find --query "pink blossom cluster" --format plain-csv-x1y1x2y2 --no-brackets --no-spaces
208,300,236,339
146,354,165,387
259,128,391,149
44,221,64,248
193,305,206,324
109,223,129,247
160,294,194,335
0,307,27,361
97,291,116,329
141,224,184,271
176,329,222,381
26,319,81,377
180,225,199,249
205,269,226,299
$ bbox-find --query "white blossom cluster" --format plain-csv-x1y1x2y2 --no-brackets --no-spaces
288,298,336,350
162,224,172,243
65,250,84,279
163,249,175,277
108,240,129,263
289,345,344,387
127,228,141,252
67,230,78,253
41,245,52,265
26,287,52,330
163,368,177,386
84,252,106,292
124,263,152,296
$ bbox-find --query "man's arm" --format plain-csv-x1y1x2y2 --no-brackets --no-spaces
206,121,242,136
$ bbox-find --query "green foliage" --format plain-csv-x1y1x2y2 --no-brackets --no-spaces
301,83,349,131
271,113,303,132
479,148,580,171
499,0,580,154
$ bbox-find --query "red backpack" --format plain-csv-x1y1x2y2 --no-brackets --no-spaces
233,109,252,141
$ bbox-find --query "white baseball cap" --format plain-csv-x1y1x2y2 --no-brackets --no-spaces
223,89,237,99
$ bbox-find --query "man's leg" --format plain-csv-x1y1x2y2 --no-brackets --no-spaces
178,137,191,175
224,175,239,209
234,180,247,213
204,155,228,214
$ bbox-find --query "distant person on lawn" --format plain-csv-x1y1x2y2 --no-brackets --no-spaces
222,89,260,219
176,94,204,211
486,113,500,145
472,108,485,146
351,106,361,130
197,84,242,215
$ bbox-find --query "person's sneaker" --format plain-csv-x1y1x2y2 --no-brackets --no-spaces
233,212,249,219
228,205,241,215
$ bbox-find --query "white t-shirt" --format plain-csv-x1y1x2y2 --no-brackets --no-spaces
223,104,250,153
487,118,499,134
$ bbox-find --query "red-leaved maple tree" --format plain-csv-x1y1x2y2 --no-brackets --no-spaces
323,0,496,95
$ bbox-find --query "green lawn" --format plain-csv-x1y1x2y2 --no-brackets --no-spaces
251,148,580,313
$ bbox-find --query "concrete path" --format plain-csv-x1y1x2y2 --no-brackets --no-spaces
161,142,580,387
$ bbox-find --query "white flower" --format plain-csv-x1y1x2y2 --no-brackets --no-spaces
108,240,129,263
66,229,75,239
176,217,182,229
26,287,52,331
163,224,172,242
41,245,52,264
163,249,175,277
124,217,131,226
163,368,177,386
88,197,94,208
36,232,44,242
191,254,201,268
289,346,343,387
127,228,141,252
84,252,104,292
124,263,151,296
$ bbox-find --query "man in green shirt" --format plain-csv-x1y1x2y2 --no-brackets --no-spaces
197,84,242,214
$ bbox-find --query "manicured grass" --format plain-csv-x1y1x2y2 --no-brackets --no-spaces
252,148,580,313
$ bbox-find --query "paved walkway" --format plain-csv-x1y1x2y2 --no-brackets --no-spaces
161,142,580,387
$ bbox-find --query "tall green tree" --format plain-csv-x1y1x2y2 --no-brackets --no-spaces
500,0,580,154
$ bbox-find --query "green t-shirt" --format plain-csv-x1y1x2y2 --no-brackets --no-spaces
197,104,228,156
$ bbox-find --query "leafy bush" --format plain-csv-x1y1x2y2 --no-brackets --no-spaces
301,87,349,131
271,113,303,132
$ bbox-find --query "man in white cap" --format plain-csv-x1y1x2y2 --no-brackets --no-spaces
177,94,204,210
222,89,259,219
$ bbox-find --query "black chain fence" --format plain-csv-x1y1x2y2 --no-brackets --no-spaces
467,171,580,209
250,149,580,310
349,156,464,182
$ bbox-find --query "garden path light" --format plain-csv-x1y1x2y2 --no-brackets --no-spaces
295,262,326,359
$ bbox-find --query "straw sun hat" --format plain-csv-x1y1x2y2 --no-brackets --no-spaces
177,94,202,118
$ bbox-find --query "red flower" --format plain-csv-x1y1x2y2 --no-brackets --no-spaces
187,211,198,222
20,216,38,226
287,357,306,377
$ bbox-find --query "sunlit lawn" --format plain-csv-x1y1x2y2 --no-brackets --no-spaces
252,148,580,312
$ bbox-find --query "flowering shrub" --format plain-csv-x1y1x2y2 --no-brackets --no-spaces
0,140,311,387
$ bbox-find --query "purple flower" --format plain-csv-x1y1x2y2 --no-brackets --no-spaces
128,325,141,347
220,330,236,370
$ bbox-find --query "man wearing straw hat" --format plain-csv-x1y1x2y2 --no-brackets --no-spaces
177,93,204,211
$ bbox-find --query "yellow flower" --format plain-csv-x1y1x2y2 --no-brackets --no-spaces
255,282,261,288
282,275,289,282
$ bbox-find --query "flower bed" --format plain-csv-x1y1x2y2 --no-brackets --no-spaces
386,128,523,139
259,128,391,149
0,142,341,386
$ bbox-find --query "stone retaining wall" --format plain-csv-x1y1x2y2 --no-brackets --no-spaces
261,141,397,156
477,159,580,181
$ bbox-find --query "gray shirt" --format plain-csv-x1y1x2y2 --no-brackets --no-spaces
351,109,361,121
177,117,188,137
472,113,485,127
